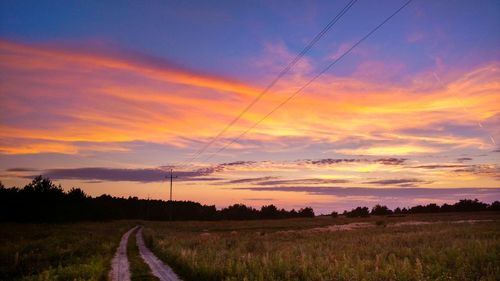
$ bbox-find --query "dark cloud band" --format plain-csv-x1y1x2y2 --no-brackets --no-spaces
30,167,220,183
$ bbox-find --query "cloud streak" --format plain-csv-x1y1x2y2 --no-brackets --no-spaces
301,158,407,166
33,167,222,183
5,157,498,187
257,178,349,186
364,178,432,187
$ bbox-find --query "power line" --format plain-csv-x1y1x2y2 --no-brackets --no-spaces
181,0,358,166
203,0,413,162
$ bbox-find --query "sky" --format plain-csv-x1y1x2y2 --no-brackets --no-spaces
0,0,499,214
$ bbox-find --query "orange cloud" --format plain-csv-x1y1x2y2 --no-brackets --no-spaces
335,145,440,156
0,40,498,159
0,41,261,98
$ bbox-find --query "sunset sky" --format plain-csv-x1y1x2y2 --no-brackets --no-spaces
0,0,499,213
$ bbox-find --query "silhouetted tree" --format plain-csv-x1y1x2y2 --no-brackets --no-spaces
371,204,393,216
260,204,279,219
219,204,258,220
344,207,370,217
440,203,453,212
298,207,315,218
68,187,87,199
453,199,488,212
23,176,63,194
489,201,500,211
409,203,440,213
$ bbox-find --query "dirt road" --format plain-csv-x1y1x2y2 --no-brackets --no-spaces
136,227,182,281
109,226,138,281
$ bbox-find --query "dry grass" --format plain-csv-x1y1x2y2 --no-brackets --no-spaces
144,212,500,281
1,212,498,280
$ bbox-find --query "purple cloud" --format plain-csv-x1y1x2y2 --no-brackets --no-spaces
30,167,222,183
453,164,500,179
258,178,349,186
224,176,278,184
300,158,406,166
6,168,39,172
364,178,432,186
219,161,257,167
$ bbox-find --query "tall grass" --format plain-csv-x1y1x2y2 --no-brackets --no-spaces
1,213,498,280
0,221,135,281
145,214,500,281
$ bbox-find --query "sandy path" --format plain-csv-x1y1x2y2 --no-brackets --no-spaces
391,219,494,227
109,226,138,281
136,227,182,281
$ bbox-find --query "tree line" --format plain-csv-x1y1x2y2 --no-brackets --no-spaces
0,176,314,222
337,199,500,218
1,176,498,222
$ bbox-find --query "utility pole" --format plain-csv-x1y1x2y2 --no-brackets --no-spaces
167,169,177,221
169,169,173,201
167,169,177,201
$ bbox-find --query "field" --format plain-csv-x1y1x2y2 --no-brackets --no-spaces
0,221,136,281
1,212,499,281
143,212,500,281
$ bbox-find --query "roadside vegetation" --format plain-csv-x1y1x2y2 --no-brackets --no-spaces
127,228,159,281
0,221,135,281
144,213,500,281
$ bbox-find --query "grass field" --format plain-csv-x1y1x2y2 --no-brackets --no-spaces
0,212,498,281
143,212,500,281
0,221,136,281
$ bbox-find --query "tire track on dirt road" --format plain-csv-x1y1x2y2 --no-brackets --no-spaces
136,227,182,281
109,226,138,281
